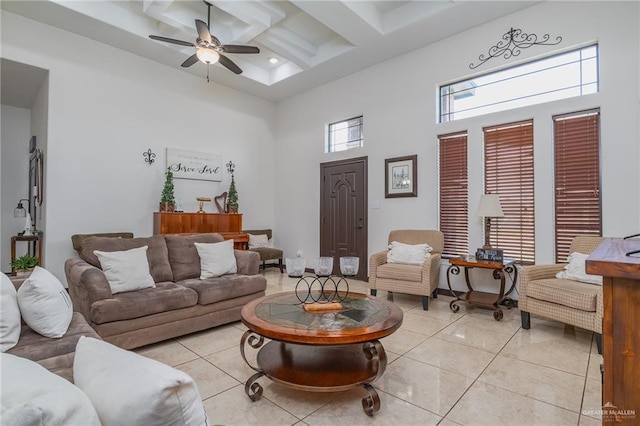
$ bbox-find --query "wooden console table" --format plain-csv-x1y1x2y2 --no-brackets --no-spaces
153,212,248,249
446,256,518,321
586,238,640,425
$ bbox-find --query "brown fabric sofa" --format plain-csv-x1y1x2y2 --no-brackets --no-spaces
5,275,101,382
65,233,267,350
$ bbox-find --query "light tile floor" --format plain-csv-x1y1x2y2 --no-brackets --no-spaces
135,270,603,426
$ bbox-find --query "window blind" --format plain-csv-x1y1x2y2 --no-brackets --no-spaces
484,120,535,263
438,132,468,257
553,110,601,262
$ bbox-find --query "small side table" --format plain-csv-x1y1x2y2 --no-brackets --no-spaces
10,234,43,276
446,256,518,321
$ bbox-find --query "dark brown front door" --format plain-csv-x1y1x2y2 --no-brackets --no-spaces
320,157,368,281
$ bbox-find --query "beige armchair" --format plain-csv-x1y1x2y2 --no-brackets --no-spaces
520,236,604,353
369,230,444,310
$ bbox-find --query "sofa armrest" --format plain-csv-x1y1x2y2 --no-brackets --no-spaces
65,258,113,321
234,250,260,275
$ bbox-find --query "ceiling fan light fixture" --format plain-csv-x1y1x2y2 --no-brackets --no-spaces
196,47,220,64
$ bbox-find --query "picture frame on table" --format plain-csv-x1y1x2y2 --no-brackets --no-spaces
385,155,417,198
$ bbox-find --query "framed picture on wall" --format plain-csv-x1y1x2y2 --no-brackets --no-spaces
385,155,417,198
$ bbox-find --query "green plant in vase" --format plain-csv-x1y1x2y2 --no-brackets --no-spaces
11,254,38,275
160,168,176,212
226,174,239,213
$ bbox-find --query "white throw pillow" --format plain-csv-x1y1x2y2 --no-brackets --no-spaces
94,245,155,294
1,352,101,426
556,252,603,285
73,336,209,426
17,266,72,338
195,239,237,279
248,233,269,249
0,274,21,351
387,241,433,265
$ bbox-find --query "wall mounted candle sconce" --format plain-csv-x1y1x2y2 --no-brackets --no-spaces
143,149,156,165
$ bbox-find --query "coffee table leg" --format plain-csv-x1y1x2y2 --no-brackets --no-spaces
240,330,264,372
241,330,267,402
361,383,381,416
245,371,265,401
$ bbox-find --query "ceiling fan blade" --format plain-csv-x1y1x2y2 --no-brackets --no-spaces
218,54,242,74
149,35,194,47
181,54,199,68
222,45,260,54
195,19,212,43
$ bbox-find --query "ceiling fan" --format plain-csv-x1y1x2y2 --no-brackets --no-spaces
149,0,260,78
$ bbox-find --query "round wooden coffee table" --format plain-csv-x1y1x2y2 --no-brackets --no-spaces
240,291,403,415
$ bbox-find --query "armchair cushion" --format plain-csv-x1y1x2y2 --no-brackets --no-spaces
387,241,432,265
248,233,269,249
376,263,422,282
524,278,598,312
555,252,602,285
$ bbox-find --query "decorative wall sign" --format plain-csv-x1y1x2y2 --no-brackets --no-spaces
385,155,417,198
469,27,562,69
166,148,222,181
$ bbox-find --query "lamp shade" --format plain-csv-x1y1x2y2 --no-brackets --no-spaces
14,199,27,218
196,47,220,64
476,194,504,218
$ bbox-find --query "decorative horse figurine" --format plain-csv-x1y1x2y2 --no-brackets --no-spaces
214,192,228,213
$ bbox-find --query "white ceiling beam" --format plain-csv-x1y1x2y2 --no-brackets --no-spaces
255,33,313,69
290,0,382,46
383,1,455,34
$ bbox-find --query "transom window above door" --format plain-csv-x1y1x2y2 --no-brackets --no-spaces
326,116,363,153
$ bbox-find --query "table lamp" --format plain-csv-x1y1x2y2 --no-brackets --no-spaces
196,197,212,214
477,193,504,249
14,199,33,236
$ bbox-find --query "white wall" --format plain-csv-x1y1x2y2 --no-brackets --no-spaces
1,11,277,283
1,105,31,272
275,2,640,290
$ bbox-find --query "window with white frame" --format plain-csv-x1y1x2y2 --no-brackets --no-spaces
327,116,363,153
440,45,599,123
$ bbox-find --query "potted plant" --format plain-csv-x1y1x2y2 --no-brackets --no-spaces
159,168,176,212
226,174,239,214
11,254,38,275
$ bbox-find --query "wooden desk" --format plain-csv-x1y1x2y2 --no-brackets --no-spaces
153,212,247,249
586,238,640,425
10,234,43,275
446,256,518,321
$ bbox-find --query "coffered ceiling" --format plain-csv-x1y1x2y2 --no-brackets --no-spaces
1,1,538,102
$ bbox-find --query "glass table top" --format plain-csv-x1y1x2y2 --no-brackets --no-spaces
251,292,397,332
